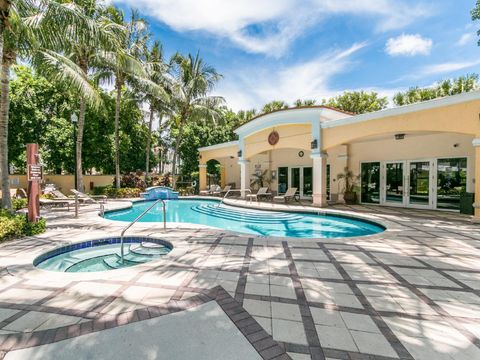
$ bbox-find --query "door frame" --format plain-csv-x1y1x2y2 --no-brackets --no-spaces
279,166,313,199
405,159,435,209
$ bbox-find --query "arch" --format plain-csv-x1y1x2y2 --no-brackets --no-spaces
244,124,312,159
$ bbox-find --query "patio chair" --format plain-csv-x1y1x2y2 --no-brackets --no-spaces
199,185,216,195
50,189,71,200
70,189,107,204
273,187,298,203
246,187,272,202
40,198,71,211
213,185,231,197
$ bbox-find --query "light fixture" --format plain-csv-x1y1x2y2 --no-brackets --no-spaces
310,139,318,149
237,150,242,158
394,133,405,140
453,143,460,148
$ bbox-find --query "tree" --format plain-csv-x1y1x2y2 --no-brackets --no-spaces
100,8,156,188
261,100,288,114
169,52,224,188
55,0,123,192
294,99,317,107
322,91,388,114
140,41,170,182
0,0,104,208
393,74,479,106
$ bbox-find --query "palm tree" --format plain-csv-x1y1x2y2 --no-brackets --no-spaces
261,100,288,114
141,41,170,183
0,0,104,208
58,0,123,192
294,99,317,107
169,52,224,188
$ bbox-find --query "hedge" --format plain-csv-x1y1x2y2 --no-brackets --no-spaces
91,186,142,198
0,210,46,241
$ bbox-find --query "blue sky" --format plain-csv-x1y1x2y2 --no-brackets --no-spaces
111,0,480,110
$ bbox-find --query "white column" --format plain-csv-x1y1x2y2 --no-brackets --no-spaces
311,152,328,207
238,159,250,198
472,138,480,220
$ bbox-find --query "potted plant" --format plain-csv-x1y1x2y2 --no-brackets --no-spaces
337,167,359,204
250,170,272,190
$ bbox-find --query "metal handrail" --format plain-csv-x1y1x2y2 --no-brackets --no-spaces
120,199,166,263
217,188,252,207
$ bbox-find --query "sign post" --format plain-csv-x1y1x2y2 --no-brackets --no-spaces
26,144,42,223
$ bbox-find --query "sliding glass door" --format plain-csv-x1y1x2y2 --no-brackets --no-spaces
437,158,467,210
408,161,432,207
385,162,405,205
361,162,380,204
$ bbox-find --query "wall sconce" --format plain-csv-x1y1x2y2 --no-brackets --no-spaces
271,170,277,180
310,139,318,149
453,143,460,148
394,133,405,140
237,150,242,158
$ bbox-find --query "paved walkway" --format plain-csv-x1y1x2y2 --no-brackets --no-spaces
0,199,479,360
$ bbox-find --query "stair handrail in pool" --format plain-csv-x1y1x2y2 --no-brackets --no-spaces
120,199,166,263
218,188,252,207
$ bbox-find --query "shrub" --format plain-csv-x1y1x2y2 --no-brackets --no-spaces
0,210,46,241
92,186,142,198
116,173,146,190
12,198,28,210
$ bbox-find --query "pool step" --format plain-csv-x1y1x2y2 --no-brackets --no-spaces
129,243,170,256
191,204,303,224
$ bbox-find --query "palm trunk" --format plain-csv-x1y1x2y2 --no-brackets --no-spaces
171,119,185,189
75,60,88,193
0,55,11,209
144,102,154,183
114,77,122,189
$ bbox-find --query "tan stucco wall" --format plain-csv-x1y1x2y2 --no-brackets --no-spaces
200,144,238,162
322,99,480,150
8,175,114,193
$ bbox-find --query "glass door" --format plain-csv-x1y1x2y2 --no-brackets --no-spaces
291,168,300,196
407,161,432,208
361,162,381,204
385,162,405,205
278,167,288,194
302,167,313,197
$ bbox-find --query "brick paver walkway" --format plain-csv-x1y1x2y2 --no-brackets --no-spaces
0,200,479,360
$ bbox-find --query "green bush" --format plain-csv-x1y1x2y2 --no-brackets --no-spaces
92,186,141,198
12,198,28,210
0,210,46,241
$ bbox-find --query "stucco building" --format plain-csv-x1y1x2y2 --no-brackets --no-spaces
198,91,480,218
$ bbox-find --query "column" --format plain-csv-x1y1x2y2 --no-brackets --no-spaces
312,152,328,207
238,159,250,198
198,164,207,191
473,138,480,220
220,165,226,187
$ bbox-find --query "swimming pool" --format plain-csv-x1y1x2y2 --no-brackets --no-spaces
103,200,384,238
35,236,172,272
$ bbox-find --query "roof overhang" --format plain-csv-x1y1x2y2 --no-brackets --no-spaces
198,140,239,152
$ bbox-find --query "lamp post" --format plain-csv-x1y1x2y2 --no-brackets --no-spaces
71,113,78,190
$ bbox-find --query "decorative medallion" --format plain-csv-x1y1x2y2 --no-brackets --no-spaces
298,151,304,158
268,130,279,146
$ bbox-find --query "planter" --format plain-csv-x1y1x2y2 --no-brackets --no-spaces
343,191,357,205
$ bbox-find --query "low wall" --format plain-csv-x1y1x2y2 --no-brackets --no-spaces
8,174,114,193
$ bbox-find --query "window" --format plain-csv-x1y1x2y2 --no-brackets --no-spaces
437,158,467,210
278,167,288,194
361,162,380,204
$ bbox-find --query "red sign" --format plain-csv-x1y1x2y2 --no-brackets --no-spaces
27,164,43,181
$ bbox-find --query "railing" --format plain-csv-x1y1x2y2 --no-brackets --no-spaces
217,188,252,207
120,199,166,263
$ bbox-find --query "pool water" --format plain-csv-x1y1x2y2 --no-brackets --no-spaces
35,239,172,272
104,200,384,238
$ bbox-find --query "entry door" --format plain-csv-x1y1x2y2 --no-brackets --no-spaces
289,167,313,198
290,167,300,197
407,160,433,208
384,161,406,206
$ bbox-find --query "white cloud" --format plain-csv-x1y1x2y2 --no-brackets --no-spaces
418,60,480,77
214,42,371,110
385,34,432,56
111,0,430,56
457,33,474,46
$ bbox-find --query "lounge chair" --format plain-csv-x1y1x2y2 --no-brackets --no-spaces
50,190,71,200
273,187,298,203
70,189,107,204
213,185,231,197
246,187,272,202
199,185,216,196
40,198,71,211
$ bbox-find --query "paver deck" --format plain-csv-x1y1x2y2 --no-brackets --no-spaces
0,198,479,360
